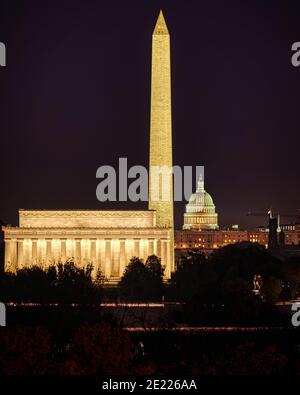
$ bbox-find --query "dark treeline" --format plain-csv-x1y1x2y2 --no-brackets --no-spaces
1,243,300,375
0,261,103,304
169,243,299,326
119,255,164,301
1,243,300,325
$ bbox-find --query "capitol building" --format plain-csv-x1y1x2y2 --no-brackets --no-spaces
183,176,219,231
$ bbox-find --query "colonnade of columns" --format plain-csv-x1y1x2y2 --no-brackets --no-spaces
4,237,171,279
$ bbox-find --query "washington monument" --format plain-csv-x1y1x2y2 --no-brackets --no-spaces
149,10,174,272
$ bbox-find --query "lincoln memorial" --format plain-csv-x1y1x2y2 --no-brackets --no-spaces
4,209,173,282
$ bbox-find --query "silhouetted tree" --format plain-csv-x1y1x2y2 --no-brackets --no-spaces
145,255,164,299
56,261,96,303
169,243,284,325
210,242,281,287
0,261,103,304
168,252,212,301
119,257,149,301
119,255,164,301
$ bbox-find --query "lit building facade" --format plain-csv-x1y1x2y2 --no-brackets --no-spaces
175,225,300,252
175,229,247,251
4,210,173,281
183,175,218,230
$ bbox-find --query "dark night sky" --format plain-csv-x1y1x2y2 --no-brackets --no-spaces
0,0,299,230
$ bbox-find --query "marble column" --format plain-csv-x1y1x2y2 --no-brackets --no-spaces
37,240,44,267
119,239,126,277
24,239,32,267
46,239,52,265
134,239,140,258
90,239,96,275
105,239,111,279
66,239,75,261
11,240,17,272
5,240,17,272
156,239,161,260
75,239,81,265
17,239,24,269
61,239,67,263
140,239,148,261
4,240,11,271
111,239,120,277
162,240,167,269
82,239,91,266
125,239,133,267
148,239,154,256
52,240,61,263
97,239,105,274
32,239,37,266
165,240,171,278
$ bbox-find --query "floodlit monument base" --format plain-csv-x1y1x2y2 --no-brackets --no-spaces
3,210,174,283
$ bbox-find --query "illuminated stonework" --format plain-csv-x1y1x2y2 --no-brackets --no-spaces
183,175,219,230
4,210,173,281
19,210,157,229
2,11,175,282
149,11,173,229
148,11,174,271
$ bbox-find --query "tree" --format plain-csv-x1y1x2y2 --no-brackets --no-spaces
0,261,103,304
145,255,164,299
55,261,102,304
119,257,149,301
0,266,56,303
168,252,213,301
119,256,165,301
169,244,284,325
210,242,281,286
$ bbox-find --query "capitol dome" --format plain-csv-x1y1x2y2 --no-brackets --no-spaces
183,176,219,230
188,190,214,208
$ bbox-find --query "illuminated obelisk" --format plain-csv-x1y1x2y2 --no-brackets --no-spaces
149,10,174,275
